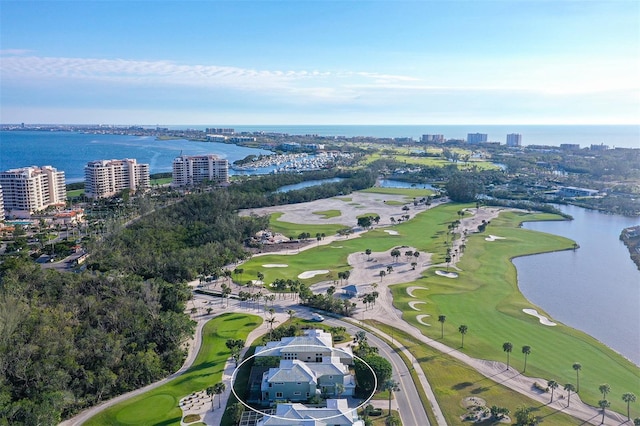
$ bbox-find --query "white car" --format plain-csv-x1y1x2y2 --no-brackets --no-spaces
311,313,325,322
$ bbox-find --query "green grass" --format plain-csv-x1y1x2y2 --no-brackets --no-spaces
151,177,173,185
85,313,262,426
368,321,582,425
312,209,342,219
360,187,433,198
266,212,346,238
389,210,639,415
66,189,84,198
238,199,639,417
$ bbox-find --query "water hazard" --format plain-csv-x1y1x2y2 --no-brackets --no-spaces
514,204,640,365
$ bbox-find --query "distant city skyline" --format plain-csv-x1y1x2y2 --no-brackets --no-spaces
1,1,638,125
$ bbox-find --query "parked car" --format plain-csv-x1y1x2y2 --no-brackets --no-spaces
311,313,325,322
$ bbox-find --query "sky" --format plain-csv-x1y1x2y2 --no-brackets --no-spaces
1,0,639,125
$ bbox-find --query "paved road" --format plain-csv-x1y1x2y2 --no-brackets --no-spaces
323,316,431,426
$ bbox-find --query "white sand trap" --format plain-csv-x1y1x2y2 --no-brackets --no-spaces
485,235,506,241
262,264,288,268
523,309,557,326
384,230,399,235
298,270,330,279
407,286,428,298
408,301,426,311
436,270,459,278
416,315,431,326
251,280,264,286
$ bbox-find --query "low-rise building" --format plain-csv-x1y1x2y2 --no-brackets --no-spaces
260,357,355,404
257,399,364,426
255,329,353,366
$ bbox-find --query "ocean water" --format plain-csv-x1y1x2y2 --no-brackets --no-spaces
206,124,640,149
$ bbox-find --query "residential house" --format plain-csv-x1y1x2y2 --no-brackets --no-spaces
256,399,364,426
255,329,353,366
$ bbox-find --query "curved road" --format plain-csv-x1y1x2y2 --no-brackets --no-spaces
323,316,430,426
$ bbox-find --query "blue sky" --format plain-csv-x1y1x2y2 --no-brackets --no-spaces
1,0,638,125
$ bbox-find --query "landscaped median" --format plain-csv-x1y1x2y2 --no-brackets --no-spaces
84,313,262,426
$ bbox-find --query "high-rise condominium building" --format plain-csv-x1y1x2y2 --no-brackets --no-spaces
421,134,445,143
506,133,522,147
172,154,229,187
85,158,150,199
0,166,66,217
0,185,5,222
467,133,488,144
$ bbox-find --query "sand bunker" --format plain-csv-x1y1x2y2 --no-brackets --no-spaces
523,309,557,326
407,286,428,297
485,235,506,241
298,270,330,279
262,264,288,268
251,280,264,286
416,315,431,326
384,230,399,235
408,301,426,311
436,270,459,278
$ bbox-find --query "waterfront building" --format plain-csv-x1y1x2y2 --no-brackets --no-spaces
467,133,488,144
0,166,66,218
171,154,229,187
506,133,522,147
560,143,581,150
421,134,445,143
0,185,4,222
84,158,150,199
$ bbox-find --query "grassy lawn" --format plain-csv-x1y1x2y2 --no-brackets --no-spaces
236,197,638,417
360,187,433,198
368,321,582,425
151,177,173,185
312,209,342,219
266,212,346,238
389,210,639,415
67,188,84,198
85,313,262,426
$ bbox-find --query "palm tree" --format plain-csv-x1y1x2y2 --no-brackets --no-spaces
379,270,386,281
521,345,531,373
547,380,559,403
599,383,611,400
622,392,637,421
599,399,610,424
365,248,372,260
206,386,215,410
564,383,576,407
383,379,400,416
386,265,393,274
266,315,277,339
458,324,468,348
438,315,446,338
572,362,582,392
503,342,513,370
287,309,295,321
213,382,226,408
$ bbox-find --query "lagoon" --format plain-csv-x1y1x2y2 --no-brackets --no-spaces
514,204,640,365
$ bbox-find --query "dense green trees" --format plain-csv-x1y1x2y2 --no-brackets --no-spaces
0,261,195,423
